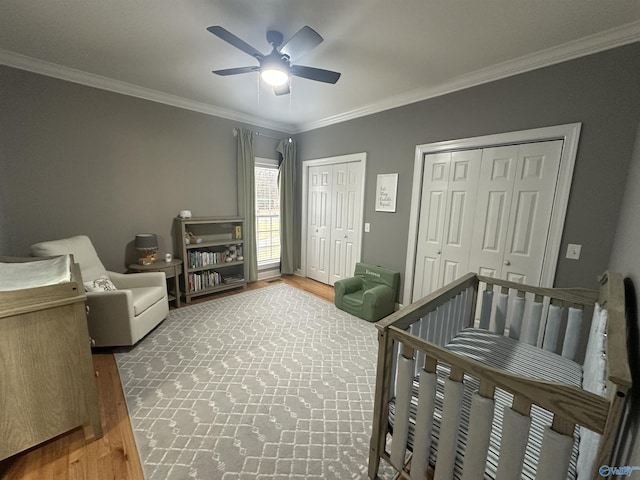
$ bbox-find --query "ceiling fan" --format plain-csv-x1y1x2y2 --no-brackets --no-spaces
207,25,341,96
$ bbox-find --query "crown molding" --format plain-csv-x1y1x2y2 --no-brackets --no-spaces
1,20,638,135
0,49,296,133
295,20,640,133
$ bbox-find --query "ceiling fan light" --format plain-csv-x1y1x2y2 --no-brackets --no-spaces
261,68,288,86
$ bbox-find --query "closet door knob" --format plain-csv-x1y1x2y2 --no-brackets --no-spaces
504,260,511,266
344,235,348,239
436,249,441,254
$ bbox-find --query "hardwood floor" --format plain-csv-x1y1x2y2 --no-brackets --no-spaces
0,275,334,480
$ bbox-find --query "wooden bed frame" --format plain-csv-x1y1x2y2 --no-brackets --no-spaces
368,272,631,480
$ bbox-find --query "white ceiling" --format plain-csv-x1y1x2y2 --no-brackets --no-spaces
1,1,639,133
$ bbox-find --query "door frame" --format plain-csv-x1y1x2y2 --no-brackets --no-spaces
404,123,581,305
300,152,367,281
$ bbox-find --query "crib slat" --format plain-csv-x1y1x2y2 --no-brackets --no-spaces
495,406,531,479
435,304,446,346
412,322,425,376
410,370,437,480
542,304,563,352
535,426,575,480
508,293,525,340
494,290,508,335
524,298,543,345
390,354,415,470
479,288,493,330
561,307,582,360
433,377,464,480
461,392,495,480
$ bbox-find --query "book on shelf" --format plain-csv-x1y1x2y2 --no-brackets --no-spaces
187,270,223,292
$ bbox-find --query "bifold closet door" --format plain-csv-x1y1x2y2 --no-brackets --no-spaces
329,162,363,285
412,150,481,300
468,140,563,284
306,165,332,283
413,140,563,300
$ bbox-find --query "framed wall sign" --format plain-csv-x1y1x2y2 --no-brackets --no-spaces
375,173,398,212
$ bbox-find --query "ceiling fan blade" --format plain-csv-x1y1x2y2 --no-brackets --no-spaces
273,82,290,96
290,65,341,84
212,66,259,76
280,26,323,61
207,26,264,60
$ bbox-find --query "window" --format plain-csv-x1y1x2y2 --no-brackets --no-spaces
255,158,280,266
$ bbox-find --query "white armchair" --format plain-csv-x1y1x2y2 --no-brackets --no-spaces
31,235,169,347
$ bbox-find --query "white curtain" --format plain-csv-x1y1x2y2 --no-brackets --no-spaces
236,128,258,282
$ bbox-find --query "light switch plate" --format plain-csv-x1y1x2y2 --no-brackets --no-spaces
364,223,370,233
566,243,582,260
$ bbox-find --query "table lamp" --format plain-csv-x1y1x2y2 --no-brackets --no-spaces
135,233,158,265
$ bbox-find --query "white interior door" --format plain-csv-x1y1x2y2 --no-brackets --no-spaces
412,153,451,300
501,140,563,283
413,140,565,300
329,162,363,285
405,124,580,306
306,165,332,283
439,149,482,285
468,145,519,279
468,140,563,284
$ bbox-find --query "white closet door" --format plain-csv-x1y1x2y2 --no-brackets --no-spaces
306,165,332,283
439,150,482,286
502,140,563,283
329,162,363,285
413,153,451,300
468,145,519,279
469,141,563,284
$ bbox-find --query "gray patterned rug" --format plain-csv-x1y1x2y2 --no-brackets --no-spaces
115,283,387,480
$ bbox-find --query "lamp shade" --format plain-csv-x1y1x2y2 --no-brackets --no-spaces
135,233,158,251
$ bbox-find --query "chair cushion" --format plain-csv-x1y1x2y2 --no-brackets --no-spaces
131,286,165,316
342,291,364,309
31,235,108,282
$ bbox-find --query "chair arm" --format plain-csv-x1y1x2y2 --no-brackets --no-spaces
335,277,363,295
85,290,136,345
363,285,396,321
109,271,166,289
334,277,364,309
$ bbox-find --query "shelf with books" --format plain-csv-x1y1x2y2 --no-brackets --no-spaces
175,216,246,302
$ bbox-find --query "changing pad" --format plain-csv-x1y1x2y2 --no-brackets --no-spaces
0,255,72,291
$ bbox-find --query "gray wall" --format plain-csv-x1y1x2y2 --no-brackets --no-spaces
0,66,283,271
296,43,640,292
609,122,640,465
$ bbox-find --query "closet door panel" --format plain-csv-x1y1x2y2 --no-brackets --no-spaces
468,145,519,278
307,166,332,283
413,153,450,300
329,162,363,285
439,149,482,286
503,140,563,284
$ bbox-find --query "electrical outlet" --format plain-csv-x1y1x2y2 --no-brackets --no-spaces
566,243,582,260
364,223,370,233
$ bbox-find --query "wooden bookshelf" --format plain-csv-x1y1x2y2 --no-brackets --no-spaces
175,216,246,303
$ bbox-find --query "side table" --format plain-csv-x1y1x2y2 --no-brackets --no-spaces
128,258,183,308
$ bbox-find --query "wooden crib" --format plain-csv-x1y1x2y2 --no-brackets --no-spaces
368,272,631,480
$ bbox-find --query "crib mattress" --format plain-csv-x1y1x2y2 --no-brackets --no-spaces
388,327,583,480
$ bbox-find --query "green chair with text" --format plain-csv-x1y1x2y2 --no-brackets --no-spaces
334,263,400,322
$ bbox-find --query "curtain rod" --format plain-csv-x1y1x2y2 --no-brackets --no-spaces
232,128,292,142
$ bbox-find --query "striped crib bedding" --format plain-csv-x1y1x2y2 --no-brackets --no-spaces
388,328,584,479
